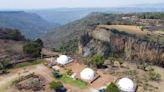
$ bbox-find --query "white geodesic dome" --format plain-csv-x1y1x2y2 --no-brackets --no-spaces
56,55,69,65
80,68,95,80
117,77,136,92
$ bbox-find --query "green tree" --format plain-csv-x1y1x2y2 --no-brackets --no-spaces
49,81,63,91
148,70,161,82
0,57,11,74
23,41,42,58
91,54,105,68
35,38,43,48
0,28,24,41
54,39,78,54
106,82,120,92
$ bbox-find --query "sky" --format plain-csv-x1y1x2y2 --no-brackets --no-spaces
0,0,163,10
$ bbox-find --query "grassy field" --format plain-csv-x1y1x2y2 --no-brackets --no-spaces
98,25,164,43
101,25,146,35
12,59,45,68
57,74,88,89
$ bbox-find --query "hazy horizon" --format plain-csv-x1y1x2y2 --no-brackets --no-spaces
0,0,164,10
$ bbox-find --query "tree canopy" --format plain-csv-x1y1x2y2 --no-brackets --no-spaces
106,82,120,92
0,28,24,41
91,54,105,68
49,81,63,91
23,39,43,58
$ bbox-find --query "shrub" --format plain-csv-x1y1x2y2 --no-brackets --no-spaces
30,79,41,90
148,70,161,82
0,57,11,74
52,71,62,78
66,69,73,75
106,82,120,92
35,38,43,47
49,81,63,91
54,39,78,54
91,54,105,68
23,39,43,58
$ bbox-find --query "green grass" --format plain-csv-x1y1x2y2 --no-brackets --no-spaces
13,59,45,68
57,74,88,89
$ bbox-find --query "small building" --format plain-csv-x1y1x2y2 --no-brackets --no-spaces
80,68,95,80
56,55,72,65
116,77,136,92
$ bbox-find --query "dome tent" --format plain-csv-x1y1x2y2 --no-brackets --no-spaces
117,77,136,92
56,55,70,65
80,68,95,80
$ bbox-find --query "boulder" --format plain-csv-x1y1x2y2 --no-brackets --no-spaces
104,60,112,65
144,66,154,71
113,61,120,67
121,62,128,68
136,86,144,92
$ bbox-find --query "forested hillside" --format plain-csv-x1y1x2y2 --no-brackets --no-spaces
0,11,58,38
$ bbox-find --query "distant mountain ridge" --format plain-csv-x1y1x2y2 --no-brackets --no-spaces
128,3,164,8
0,11,58,38
29,3,164,25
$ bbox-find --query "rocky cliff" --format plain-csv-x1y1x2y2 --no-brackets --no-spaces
79,25,164,67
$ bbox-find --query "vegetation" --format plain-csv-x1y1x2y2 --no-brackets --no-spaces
53,39,78,54
0,11,57,38
0,57,11,74
57,74,88,89
35,38,43,47
148,70,161,82
0,28,24,41
66,68,73,76
23,39,43,58
106,82,120,92
30,78,42,90
52,71,62,78
138,12,164,19
0,58,44,73
49,81,63,91
91,54,105,68
13,59,44,68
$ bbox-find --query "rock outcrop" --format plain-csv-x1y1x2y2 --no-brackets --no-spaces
79,25,164,67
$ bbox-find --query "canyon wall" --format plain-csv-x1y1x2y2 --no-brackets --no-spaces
79,26,164,67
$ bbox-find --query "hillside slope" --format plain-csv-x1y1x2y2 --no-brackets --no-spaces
78,25,164,66
43,12,164,48
43,12,164,66
0,11,58,38
0,28,25,64
42,13,132,48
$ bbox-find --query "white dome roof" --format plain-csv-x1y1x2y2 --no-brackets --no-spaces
80,68,95,80
117,77,135,92
56,55,69,65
